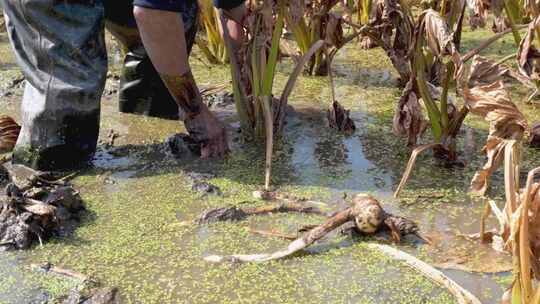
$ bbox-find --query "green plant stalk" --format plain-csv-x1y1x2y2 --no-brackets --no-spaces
439,62,454,136
309,16,324,75
285,11,311,54
252,27,265,139
195,37,220,64
414,44,442,141
507,153,521,303
439,0,448,16
503,0,523,45
360,0,372,25
199,1,227,64
512,278,523,304
220,13,253,138
262,95,273,190
446,0,461,29
259,2,285,188
261,9,284,95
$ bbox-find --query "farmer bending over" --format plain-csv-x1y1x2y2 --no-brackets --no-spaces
2,0,245,170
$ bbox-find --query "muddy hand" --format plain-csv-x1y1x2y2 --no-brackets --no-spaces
185,106,229,158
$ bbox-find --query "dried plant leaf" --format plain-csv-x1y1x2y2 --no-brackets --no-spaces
467,0,489,30
518,16,540,83
489,0,508,33
380,0,414,83
465,83,527,140
0,115,21,153
421,9,457,59
461,52,532,88
289,0,305,25
464,56,528,195
469,137,507,195
393,78,428,146
527,182,540,275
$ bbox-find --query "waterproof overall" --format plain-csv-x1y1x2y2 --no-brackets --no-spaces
1,0,197,170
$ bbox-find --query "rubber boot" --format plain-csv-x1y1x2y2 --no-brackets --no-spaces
2,0,107,171
104,0,198,120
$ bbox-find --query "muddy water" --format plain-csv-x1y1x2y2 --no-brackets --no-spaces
1,27,539,303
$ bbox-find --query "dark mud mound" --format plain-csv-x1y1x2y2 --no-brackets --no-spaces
165,133,201,157
63,287,121,304
0,164,84,250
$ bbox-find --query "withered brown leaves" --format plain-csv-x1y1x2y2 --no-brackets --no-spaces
518,16,540,84
468,0,489,30
464,56,528,195
393,78,428,146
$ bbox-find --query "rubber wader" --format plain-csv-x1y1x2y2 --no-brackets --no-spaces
3,0,107,170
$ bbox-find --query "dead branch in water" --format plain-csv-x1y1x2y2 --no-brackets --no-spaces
367,244,481,304
203,194,423,263
249,228,298,240
205,207,353,263
30,263,89,282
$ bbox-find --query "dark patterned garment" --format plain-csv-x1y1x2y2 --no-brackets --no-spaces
133,0,244,11
132,0,199,31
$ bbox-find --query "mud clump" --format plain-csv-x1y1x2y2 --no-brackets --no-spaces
0,164,84,250
191,181,222,196
186,171,222,196
196,206,247,224
327,100,356,134
165,133,201,158
63,287,121,304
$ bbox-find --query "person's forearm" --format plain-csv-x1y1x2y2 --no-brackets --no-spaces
133,7,190,75
133,7,203,117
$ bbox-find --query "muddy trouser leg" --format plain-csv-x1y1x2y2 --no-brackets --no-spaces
104,1,198,120
2,0,107,171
